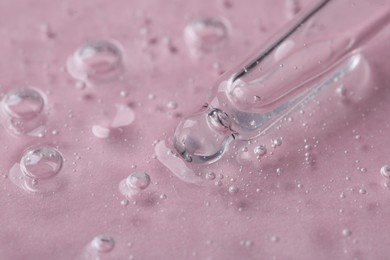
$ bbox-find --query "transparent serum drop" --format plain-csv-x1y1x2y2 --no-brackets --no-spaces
67,40,124,85
254,145,267,157
2,88,45,119
119,171,151,198
380,165,390,178
184,17,228,52
126,172,151,190
20,146,63,179
91,235,115,253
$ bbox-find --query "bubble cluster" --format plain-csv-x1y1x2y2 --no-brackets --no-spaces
67,40,124,84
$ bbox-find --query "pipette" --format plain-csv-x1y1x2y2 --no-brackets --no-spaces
172,0,390,164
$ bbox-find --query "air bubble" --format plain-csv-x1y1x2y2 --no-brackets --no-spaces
184,17,228,53
270,235,280,243
67,40,124,85
228,185,238,194
205,171,216,180
342,229,352,237
2,88,45,119
167,101,178,110
91,235,115,253
20,146,63,179
254,145,267,157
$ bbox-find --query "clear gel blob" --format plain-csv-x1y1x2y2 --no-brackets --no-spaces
119,171,151,198
2,88,45,119
20,146,63,179
155,140,203,184
126,172,151,190
67,40,124,85
184,17,228,52
1,88,47,136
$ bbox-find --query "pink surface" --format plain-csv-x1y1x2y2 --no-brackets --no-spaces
0,0,390,259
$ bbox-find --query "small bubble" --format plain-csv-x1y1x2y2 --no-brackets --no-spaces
184,17,228,52
2,88,45,119
126,172,151,190
276,167,283,174
120,199,129,206
272,138,282,146
20,146,63,179
51,129,59,135
228,185,238,194
91,235,115,253
380,165,390,178
207,109,231,132
120,90,128,97
67,40,124,84
270,236,279,243
205,171,216,180
254,145,267,156
359,188,367,194
342,229,352,237
167,101,178,110
244,240,253,247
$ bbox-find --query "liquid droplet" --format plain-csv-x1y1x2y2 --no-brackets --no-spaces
270,235,280,243
380,165,390,178
342,229,352,237
126,172,151,190
155,141,203,183
67,40,124,85
2,88,45,119
205,171,216,180
359,188,367,194
119,171,151,198
185,17,228,53
253,145,267,156
20,146,63,179
91,235,115,253
228,185,239,194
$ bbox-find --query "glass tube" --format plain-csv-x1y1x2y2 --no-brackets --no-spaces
172,0,390,164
